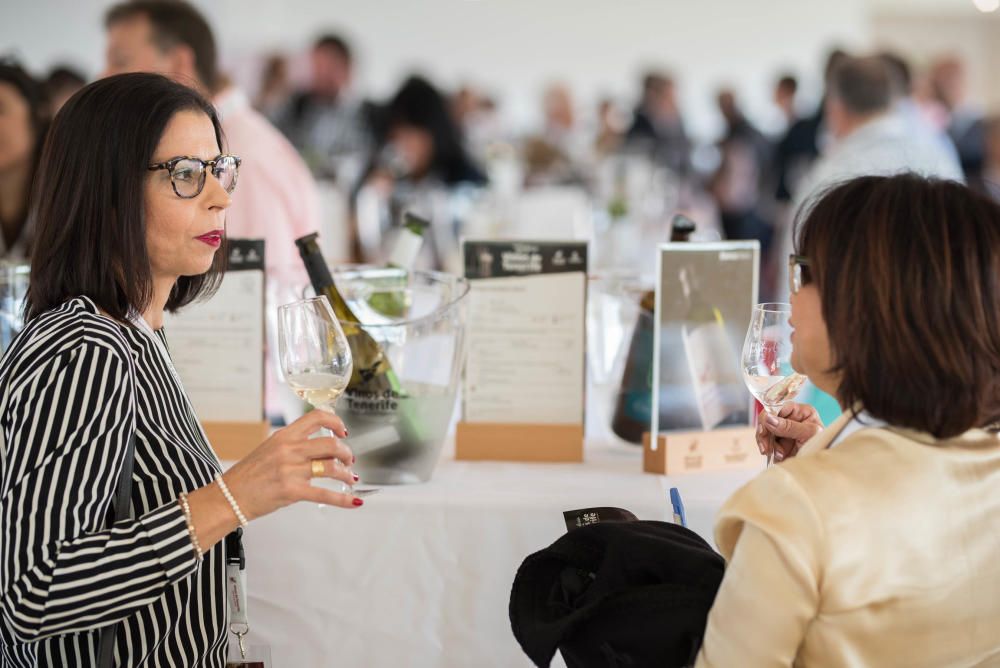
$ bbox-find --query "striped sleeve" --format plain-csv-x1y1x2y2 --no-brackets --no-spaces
0,338,198,643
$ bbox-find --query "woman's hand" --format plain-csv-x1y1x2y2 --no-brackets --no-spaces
222,410,359,520
756,402,823,462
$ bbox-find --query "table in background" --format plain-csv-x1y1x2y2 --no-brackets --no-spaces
236,438,759,667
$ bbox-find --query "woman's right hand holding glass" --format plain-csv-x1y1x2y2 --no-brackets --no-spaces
222,409,360,520
756,402,823,463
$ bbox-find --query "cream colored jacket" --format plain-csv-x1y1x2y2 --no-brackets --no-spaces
696,411,1000,667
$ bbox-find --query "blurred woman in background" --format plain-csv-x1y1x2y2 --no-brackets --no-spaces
0,61,49,260
354,75,486,267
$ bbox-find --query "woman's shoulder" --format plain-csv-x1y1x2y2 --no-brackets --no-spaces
2,297,134,377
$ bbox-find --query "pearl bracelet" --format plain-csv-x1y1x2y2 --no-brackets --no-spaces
215,474,248,528
177,493,204,560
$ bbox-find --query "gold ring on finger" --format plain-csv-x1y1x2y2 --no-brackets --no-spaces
311,460,325,478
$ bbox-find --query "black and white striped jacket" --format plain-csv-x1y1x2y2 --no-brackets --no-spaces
0,297,227,666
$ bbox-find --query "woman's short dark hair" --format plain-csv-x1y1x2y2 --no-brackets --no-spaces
26,72,226,322
796,173,1000,438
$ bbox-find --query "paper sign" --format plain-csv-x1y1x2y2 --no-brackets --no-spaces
163,239,265,423
462,240,587,426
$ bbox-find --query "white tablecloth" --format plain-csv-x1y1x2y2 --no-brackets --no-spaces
237,440,759,667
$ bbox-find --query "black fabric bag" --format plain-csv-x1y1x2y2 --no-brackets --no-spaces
510,520,724,668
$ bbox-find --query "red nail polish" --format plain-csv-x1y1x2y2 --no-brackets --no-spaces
352,498,364,506
352,473,360,482
344,430,349,437
352,455,356,464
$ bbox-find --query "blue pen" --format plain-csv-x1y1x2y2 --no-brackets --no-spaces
670,487,687,527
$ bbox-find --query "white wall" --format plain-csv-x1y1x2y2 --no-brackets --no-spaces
3,0,874,140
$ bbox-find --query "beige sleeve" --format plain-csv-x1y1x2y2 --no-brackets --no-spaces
695,467,824,667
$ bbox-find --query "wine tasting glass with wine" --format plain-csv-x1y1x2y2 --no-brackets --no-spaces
741,302,807,465
278,295,353,495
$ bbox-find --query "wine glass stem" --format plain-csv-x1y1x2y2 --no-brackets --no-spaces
314,404,349,492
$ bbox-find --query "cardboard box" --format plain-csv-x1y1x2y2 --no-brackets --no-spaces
642,426,761,475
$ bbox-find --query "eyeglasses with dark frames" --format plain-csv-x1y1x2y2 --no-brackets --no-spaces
147,154,241,199
788,254,812,295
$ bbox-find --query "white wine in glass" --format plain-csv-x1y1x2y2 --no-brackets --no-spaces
278,296,354,498
741,303,807,465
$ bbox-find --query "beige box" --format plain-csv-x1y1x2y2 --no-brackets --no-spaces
456,422,584,462
643,426,761,475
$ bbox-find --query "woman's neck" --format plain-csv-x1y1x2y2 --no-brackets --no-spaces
0,160,31,242
142,275,176,330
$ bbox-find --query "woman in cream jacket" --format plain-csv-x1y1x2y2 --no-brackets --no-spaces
696,174,1000,667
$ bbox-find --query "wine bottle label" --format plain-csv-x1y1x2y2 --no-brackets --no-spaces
681,320,743,430
387,227,424,269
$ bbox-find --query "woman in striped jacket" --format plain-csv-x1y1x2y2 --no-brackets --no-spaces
0,72,362,667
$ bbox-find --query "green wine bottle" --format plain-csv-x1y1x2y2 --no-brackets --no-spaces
367,212,429,318
295,233,402,392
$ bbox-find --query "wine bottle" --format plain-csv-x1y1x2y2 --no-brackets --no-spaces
610,214,696,443
367,212,429,318
295,233,401,392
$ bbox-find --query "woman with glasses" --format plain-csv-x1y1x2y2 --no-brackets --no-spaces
0,73,362,667
696,174,1000,666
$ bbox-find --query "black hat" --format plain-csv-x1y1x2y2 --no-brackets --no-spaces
510,520,724,667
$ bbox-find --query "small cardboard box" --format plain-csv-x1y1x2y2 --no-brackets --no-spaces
642,426,761,475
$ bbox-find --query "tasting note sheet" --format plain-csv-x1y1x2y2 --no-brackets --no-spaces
163,239,266,422
462,240,587,425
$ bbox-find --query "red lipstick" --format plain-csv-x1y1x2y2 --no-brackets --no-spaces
196,230,224,247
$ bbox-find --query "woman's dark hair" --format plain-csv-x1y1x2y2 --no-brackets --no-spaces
0,59,50,253
26,72,226,322
375,75,486,186
796,173,1000,438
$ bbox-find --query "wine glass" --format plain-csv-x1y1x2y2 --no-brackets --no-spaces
741,303,807,465
278,296,353,497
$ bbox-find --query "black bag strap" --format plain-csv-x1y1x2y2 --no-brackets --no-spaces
96,431,137,668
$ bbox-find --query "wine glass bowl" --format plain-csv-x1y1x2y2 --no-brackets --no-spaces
741,302,807,465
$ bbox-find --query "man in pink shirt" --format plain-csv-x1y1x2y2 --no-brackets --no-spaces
102,0,318,421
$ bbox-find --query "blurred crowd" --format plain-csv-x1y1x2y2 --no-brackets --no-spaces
3,1,999,302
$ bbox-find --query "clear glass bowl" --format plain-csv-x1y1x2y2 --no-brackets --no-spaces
332,266,470,484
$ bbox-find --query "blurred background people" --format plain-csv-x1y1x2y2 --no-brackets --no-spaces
773,74,799,131
624,71,691,177
970,115,1000,203
709,88,773,257
0,60,49,260
102,0,322,423
355,75,486,268
273,33,370,182
42,64,86,116
878,50,959,167
522,82,587,186
594,97,624,159
772,49,848,206
930,55,985,181
254,53,292,120
794,54,963,215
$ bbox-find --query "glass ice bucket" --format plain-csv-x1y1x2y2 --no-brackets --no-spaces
331,266,470,484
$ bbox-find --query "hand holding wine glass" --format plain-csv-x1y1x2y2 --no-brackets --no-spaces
741,303,808,465
279,296,354,496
